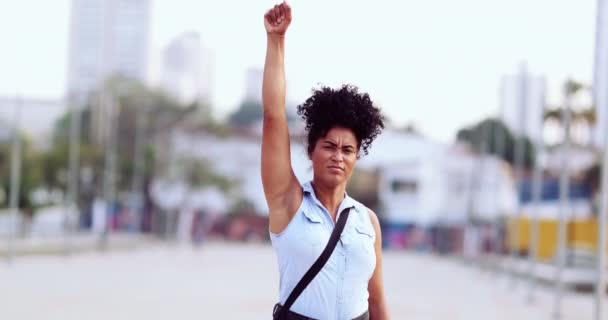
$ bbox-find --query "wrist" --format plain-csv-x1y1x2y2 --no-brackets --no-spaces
266,33,286,41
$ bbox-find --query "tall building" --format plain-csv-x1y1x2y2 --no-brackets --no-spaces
594,0,608,148
67,0,151,96
499,65,546,144
161,32,214,105
66,0,151,143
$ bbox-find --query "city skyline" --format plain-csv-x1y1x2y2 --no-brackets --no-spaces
0,0,597,143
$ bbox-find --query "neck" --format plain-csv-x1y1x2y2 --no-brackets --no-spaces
311,180,346,221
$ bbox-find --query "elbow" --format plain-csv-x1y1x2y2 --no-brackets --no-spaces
262,108,285,122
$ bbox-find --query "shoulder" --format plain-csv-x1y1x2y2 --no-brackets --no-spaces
366,208,382,235
347,197,380,229
364,207,383,252
348,197,381,235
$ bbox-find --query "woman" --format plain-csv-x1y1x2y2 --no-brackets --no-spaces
262,2,389,319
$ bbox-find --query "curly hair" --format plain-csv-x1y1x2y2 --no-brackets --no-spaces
297,84,385,157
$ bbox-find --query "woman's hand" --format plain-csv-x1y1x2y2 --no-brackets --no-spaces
264,1,292,36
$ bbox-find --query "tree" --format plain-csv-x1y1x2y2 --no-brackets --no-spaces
229,99,264,127
456,118,536,169
52,76,207,191
228,99,296,128
180,158,236,193
0,135,44,212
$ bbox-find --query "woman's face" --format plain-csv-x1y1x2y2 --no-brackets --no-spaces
310,127,358,188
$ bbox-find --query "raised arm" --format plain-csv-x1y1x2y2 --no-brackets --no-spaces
262,2,302,234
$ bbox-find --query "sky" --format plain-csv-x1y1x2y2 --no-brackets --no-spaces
0,0,598,143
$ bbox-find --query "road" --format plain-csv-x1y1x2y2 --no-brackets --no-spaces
0,242,598,319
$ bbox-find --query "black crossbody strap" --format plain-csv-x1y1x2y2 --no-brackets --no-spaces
275,207,351,319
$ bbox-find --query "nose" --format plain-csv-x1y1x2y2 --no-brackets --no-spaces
331,149,344,162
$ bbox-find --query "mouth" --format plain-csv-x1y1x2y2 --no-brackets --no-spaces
327,166,344,172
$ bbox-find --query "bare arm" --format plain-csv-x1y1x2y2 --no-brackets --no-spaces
262,2,302,234
368,210,390,319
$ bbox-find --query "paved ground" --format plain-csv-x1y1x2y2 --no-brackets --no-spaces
0,242,601,320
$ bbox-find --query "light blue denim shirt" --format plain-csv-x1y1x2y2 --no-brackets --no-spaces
270,181,377,320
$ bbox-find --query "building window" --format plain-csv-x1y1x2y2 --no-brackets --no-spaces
391,180,418,193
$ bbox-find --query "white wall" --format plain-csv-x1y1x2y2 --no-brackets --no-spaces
377,140,518,225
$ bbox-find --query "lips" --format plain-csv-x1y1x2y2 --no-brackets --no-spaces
327,165,344,172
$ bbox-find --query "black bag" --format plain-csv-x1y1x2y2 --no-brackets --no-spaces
272,208,351,320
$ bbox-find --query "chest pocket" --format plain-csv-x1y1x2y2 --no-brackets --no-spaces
299,209,328,264
355,225,374,239
342,216,375,250
342,219,376,279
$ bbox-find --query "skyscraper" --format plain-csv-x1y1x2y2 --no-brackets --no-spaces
67,0,151,96
66,0,151,143
161,32,214,105
499,66,546,143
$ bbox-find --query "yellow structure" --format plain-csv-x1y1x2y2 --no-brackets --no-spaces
507,216,604,261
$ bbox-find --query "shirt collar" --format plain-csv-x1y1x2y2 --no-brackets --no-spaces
303,181,356,214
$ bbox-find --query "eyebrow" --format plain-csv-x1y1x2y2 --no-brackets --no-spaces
323,140,355,149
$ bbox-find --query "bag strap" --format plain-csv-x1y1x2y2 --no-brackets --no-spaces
274,207,351,320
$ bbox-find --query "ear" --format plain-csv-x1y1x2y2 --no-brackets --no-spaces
307,143,315,160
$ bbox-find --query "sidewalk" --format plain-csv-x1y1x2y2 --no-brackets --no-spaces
478,253,599,291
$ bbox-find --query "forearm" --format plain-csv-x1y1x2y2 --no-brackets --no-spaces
262,35,286,118
369,299,389,320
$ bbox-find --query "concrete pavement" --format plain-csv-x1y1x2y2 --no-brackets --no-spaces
0,242,600,319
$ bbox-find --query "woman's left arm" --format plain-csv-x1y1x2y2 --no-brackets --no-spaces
368,210,390,320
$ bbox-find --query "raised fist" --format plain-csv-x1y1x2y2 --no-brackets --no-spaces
264,1,292,36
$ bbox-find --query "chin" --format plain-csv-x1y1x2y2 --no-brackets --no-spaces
317,174,346,188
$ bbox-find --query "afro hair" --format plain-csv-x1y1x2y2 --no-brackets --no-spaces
297,84,385,157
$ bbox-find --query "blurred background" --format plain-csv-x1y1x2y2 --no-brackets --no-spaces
0,0,607,319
